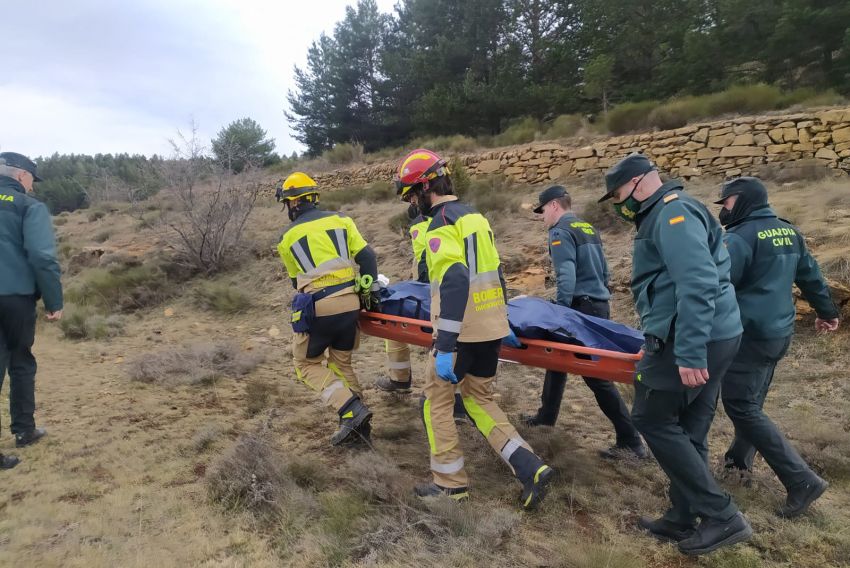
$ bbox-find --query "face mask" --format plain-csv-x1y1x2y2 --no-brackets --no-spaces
286,201,297,222
407,202,420,221
718,208,733,226
611,174,648,223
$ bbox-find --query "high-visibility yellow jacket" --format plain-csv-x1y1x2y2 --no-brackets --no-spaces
278,207,371,316
409,214,430,282
424,196,509,351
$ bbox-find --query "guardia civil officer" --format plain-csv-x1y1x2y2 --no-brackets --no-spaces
525,184,647,460
600,153,751,556
716,176,838,518
0,152,62,469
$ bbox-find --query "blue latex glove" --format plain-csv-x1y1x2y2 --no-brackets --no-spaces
502,329,522,348
434,351,459,384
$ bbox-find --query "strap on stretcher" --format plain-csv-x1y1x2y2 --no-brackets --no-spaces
358,310,641,384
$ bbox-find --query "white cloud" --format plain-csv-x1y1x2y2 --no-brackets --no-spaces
0,0,398,159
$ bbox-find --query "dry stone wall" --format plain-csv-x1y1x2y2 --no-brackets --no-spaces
294,108,850,191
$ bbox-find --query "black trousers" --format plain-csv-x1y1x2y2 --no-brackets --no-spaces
536,297,641,446
631,335,741,523
0,295,38,435
305,310,359,358
721,335,815,489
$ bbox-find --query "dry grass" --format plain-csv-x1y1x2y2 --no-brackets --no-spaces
125,341,265,385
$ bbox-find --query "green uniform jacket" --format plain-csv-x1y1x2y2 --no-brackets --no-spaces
631,181,741,369
0,176,63,311
548,212,611,306
724,207,838,339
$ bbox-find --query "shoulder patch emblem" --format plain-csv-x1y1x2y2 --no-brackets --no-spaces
663,193,679,203
551,240,561,246
0,194,14,202
668,215,685,225
411,229,419,239
429,238,441,253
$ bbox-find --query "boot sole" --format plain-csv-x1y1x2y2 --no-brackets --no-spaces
779,480,829,518
678,524,753,556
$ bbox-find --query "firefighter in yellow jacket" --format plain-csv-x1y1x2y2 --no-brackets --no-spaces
277,172,379,446
394,150,556,508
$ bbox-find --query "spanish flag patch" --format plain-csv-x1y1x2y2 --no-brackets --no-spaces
551,240,561,246
663,193,679,203
668,215,685,225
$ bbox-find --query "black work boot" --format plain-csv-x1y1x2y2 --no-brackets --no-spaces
0,453,21,470
453,393,472,425
677,512,753,556
509,446,556,510
15,427,47,448
331,396,373,447
638,516,696,543
599,442,650,461
414,482,469,502
778,476,828,518
375,375,412,394
519,412,556,427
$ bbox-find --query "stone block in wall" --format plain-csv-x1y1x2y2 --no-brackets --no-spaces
782,128,799,142
708,133,735,148
812,132,833,143
477,159,501,174
520,151,535,160
527,158,549,166
675,125,698,136
797,120,815,128
697,148,720,160
726,168,743,177
832,127,850,144
732,133,754,145
720,146,765,158
681,141,705,151
835,142,850,152
839,149,850,158
570,147,595,159
592,142,608,155
678,166,702,177
753,124,769,130
767,144,792,154
798,129,811,144
574,157,598,171
754,133,772,146
777,121,795,128
526,166,539,180
504,166,524,176
733,124,751,134
768,129,784,143
711,126,732,136
654,135,689,147
817,109,850,124
793,143,814,152
692,127,710,143
548,165,564,180
736,157,754,166
598,157,618,168
815,148,839,161
650,146,679,156
531,143,562,152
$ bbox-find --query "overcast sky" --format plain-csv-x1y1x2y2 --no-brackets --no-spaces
0,0,396,159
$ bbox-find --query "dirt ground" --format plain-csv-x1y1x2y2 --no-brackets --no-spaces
1,175,849,567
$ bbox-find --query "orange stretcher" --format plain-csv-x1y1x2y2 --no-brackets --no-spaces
358,311,641,384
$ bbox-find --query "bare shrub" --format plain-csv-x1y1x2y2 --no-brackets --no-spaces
193,281,253,315
126,342,265,386
345,453,408,503
191,422,225,453
160,122,262,274
244,379,278,416
206,430,317,521
59,305,125,340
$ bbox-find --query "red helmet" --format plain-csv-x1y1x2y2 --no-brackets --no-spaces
394,149,450,199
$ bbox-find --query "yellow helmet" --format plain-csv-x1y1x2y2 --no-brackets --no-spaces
281,172,318,201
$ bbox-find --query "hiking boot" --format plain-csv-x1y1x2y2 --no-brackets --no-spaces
509,445,556,510
599,442,650,461
519,412,555,427
374,375,412,394
414,482,469,502
15,427,46,448
330,397,373,447
677,512,753,556
778,476,828,519
0,453,20,470
638,516,696,543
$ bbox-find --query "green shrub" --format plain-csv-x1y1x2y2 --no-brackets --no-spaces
322,142,364,166
87,210,106,222
387,211,410,235
320,181,395,210
409,134,477,153
58,243,75,259
449,158,471,199
93,230,111,244
492,116,541,146
65,263,171,312
193,281,252,314
465,176,520,214
646,96,709,130
546,113,584,138
704,83,783,115
781,87,846,108
137,211,159,229
606,100,661,134
59,305,125,340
